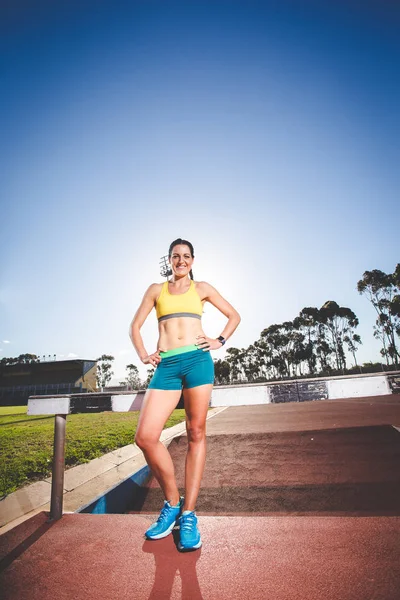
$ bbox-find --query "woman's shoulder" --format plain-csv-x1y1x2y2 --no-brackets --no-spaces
194,280,215,296
194,280,213,288
145,282,164,298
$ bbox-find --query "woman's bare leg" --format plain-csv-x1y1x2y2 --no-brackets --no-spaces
182,384,213,512
135,389,182,505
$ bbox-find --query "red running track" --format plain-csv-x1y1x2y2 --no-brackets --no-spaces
1,512,399,600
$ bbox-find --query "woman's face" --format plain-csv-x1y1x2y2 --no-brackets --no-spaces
169,244,194,278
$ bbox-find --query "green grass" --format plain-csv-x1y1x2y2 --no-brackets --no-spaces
0,405,187,498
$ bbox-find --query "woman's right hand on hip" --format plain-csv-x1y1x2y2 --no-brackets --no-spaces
141,350,164,367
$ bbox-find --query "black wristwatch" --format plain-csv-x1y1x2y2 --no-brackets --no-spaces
217,336,226,346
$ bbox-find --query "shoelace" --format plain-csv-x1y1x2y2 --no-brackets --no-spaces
157,503,177,523
180,513,196,531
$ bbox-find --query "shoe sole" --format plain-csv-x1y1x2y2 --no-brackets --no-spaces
178,539,202,552
145,520,177,540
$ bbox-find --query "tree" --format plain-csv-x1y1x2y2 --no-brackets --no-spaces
240,343,269,382
357,267,400,366
390,264,400,341
96,355,115,391
18,354,40,364
261,324,288,378
225,347,246,382
145,368,155,387
261,322,306,378
254,332,281,380
214,359,231,385
253,339,276,380
1,354,39,366
296,309,320,375
319,301,360,372
344,333,362,370
125,364,142,390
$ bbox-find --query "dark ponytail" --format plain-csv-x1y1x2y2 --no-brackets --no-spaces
168,238,195,280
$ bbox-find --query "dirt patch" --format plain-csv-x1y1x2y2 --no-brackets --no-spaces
128,425,400,516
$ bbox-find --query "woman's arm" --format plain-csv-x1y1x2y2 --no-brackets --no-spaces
129,284,163,367
196,282,241,350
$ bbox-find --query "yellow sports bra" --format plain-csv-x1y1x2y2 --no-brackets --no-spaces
156,280,203,322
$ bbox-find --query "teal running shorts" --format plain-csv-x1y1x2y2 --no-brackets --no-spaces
148,345,215,390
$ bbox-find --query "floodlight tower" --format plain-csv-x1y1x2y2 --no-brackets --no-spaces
159,255,172,278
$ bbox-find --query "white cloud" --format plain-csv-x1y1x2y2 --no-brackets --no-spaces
3,340,10,344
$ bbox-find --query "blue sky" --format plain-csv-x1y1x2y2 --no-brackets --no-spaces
1,0,399,382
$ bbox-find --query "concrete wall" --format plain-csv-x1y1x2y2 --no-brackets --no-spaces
111,392,145,412
326,376,389,400
209,371,399,408
107,372,398,411
28,371,400,415
211,385,270,406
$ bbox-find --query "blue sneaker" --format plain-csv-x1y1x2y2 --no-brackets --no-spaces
145,497,183,540
178,510,202,551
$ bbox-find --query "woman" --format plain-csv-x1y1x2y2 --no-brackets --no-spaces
129,238,240,551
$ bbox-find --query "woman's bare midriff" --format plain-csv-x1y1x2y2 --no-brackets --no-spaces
158,317,205,351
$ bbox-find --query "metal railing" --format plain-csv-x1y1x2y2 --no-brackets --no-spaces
27,391,144,520
51,414,67,520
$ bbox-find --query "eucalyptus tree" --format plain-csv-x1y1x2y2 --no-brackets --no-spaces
18,354,40,364
296,309,320,375
287,325,308,376
96,354,115,391
1,354,39,365
225,347,246,382
242,343,269,381
253,339,274,380
145,368,155,387
392,264,400,333
343,333,362,370
213,359,231,385
235,344,266,382
319,301,360,372
260,324,286,378
357,267,400,366
245,339,275,380
261,322,299,378
125,364,142,390
315,337,334,373
298,306,340,373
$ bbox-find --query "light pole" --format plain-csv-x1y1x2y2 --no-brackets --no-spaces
159,255,172,278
